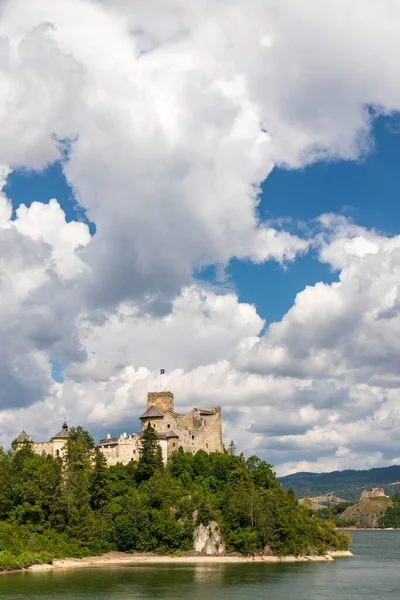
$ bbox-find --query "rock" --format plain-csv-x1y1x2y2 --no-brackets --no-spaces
193,521,226,555
262,545,273,556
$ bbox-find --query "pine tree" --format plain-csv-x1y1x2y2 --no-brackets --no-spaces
90,449,111,544
227,440,237,457
136,424,163,482
90,449,110,513
67,468,95,543
303,489,312,509
64,427,95,543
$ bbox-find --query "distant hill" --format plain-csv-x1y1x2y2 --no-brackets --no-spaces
278,465,400,502
340,496,392,528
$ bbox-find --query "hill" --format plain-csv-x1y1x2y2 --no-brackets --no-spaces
340,497,393,528
0,429,350,570
278,465,400,502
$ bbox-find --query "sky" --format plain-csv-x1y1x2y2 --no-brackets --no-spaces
2,1,400,476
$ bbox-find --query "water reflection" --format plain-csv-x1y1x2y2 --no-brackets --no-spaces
2,533,400,600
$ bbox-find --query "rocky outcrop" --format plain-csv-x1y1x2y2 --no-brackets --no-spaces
193,521,226,555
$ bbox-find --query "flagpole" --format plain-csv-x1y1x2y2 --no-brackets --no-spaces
159,369,165,392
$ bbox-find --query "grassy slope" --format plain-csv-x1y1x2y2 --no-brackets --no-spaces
278,465,400,501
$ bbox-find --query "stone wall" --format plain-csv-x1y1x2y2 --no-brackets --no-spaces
98,391,223,467
360,487,387,501
32,441,68,458
158,407,223,457
99,433,168,465
32,442,54,457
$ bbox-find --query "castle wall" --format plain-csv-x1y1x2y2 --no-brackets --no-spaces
360,487,387,501
32,440,68,458
32,442,53,456
147,406,223,458
172,408,223,456
99,434,168,466
52,439,68,458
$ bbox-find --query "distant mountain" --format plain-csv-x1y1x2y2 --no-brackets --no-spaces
278,465,400,502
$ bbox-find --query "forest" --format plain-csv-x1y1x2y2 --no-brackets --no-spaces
0,425,349,570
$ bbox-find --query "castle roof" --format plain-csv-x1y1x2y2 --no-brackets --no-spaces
157,430,179,439
165,430,179,439
139,405,165,419
51,421,70,440
16,430,32,443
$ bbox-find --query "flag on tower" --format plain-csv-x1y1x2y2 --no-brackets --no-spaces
160,369,165,375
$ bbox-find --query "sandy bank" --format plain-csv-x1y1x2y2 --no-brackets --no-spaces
25,550,352,572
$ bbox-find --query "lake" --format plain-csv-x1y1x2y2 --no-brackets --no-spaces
1,531,399,599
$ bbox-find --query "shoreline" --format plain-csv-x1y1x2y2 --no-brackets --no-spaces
12,550,351,573
338,527,399,531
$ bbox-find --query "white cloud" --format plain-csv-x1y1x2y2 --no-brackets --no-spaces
3,0,400,474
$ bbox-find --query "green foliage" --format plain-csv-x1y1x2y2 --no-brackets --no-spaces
0,430,350,571
378,503,400,528
315,501,355,525
136,424,164,483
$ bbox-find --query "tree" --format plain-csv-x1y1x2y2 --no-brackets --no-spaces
303,489,312,509
89,448,111,544
227,440,237,457
390,491,400,506
90,449,110,513
136,424,163,483
246,456,276,490
64,427,95,543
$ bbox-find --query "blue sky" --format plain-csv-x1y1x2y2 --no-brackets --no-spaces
7,114,399,327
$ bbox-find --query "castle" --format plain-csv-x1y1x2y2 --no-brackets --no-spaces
15,421,70,459
360,487,387,501
99,391,223,465
15,391,223,465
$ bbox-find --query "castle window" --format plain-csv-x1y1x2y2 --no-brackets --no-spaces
167,424,170,428
192,435,194,440
133,450,136,454
206,443,208,449
56,449,60,457
173,443,176,447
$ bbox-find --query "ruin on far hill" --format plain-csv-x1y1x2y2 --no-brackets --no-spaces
360,487,387,501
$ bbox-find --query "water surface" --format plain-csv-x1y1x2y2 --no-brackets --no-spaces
1,531,399,599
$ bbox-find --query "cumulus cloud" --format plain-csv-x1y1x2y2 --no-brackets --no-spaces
3,0,400,474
